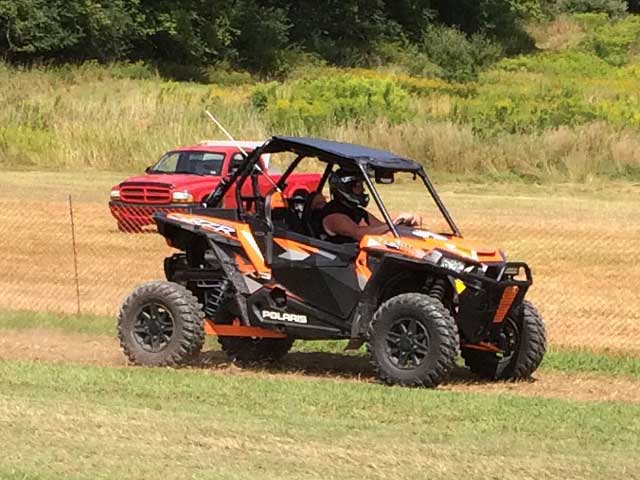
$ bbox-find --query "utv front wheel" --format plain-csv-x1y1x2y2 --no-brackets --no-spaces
117,281,205,366
368,293,458,388
462,300,546,380
218,337,294,363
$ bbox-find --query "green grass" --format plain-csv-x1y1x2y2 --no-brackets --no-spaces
0,359,638,479
0,310,114,337
3,309,640,379
542,348,640,378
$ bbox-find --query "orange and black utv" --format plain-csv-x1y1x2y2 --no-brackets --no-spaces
117,136,546,388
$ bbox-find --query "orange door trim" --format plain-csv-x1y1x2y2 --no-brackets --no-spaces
204,318,287,338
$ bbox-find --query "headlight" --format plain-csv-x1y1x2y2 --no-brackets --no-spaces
439,256,466,273
172,191,194,203
110,189,120,199
423,250,467,274
504,266,521,276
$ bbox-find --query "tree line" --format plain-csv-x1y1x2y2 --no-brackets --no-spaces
0,0,637,77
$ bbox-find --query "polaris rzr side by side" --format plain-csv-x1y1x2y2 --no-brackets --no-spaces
117,136,546,388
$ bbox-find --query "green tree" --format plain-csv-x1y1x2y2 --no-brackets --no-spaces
0,0,145,61
229,0,291,74
0,0,83,58
282,0,390,65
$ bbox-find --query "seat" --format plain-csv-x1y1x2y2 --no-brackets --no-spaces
264,190,289,230
301,192,326,239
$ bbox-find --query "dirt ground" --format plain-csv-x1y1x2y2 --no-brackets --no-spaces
3,190,640,353
2,173,640,352
2,329,639,404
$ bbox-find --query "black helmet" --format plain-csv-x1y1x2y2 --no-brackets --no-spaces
328,168,369,208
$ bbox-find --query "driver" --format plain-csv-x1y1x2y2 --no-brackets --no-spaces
319,168,421,243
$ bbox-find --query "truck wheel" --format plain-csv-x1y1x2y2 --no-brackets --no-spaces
218,336,294,364
117,281,205,366
367,293,458,388
462,300,546,380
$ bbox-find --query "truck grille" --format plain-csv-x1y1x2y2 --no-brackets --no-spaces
120,185,171,204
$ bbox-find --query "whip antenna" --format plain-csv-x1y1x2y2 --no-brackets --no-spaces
205,110,280,191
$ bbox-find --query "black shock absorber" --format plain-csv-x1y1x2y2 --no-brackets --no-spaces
202,278,231,318
428,278,447,302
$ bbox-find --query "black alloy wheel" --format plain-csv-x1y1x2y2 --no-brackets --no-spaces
386,317,431,369
133,303,175,353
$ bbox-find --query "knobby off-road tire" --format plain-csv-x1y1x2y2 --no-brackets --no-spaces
462,300,546,380
218,336,294,364
117,281,205,366
367,293,458,388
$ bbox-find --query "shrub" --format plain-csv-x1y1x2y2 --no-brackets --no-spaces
452,84,600,135
547,0,628,17
497,51,614,76
108,62,158,80
203,62,253,86
421,26,504,82
585,14,640,66
251,75,411,132
371,40,443,78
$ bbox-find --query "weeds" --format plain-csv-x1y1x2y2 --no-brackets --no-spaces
1,13,640,181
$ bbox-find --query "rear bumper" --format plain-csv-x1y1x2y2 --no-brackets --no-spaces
109,201,196,229
455,262,532,343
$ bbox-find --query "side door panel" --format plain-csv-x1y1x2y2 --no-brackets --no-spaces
269,235,361,319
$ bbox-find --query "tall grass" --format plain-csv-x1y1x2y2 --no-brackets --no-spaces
329,120,640,181
2,26,640,182
0,63,266,171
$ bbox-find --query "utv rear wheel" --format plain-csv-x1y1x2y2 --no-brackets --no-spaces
218,336,294,364
117,281,205,366
462,300,546,380
367,293,458,388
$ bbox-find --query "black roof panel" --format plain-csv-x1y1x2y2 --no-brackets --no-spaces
265,136,422,172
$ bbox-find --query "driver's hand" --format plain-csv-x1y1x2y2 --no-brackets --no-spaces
394,212,421,227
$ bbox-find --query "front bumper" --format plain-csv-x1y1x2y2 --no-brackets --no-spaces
109,201,196,230
455,262,532,344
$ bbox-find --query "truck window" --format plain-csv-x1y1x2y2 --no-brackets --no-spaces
152,151,225,175
153,152,180,173
188,152,225,175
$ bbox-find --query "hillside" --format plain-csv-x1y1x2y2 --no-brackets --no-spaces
1,12,639,182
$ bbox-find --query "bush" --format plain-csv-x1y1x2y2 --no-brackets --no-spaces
585,14,640,66
371,40,443,78
421,26,504,82
452,84,600,135
203,62,253,86
497,51,614,76
251,75,411,132
547,0,628,17
108,62,158,80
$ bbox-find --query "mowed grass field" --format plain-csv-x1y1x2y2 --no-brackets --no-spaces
0,357,639,480
1,310,640,479
1,171,639,352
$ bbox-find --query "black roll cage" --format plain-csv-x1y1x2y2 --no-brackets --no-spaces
206,139,462,237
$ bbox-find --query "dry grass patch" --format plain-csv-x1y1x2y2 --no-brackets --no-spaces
528,16,587,51
2,172,640,352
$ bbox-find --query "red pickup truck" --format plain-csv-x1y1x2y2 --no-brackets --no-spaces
109,141,321,232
